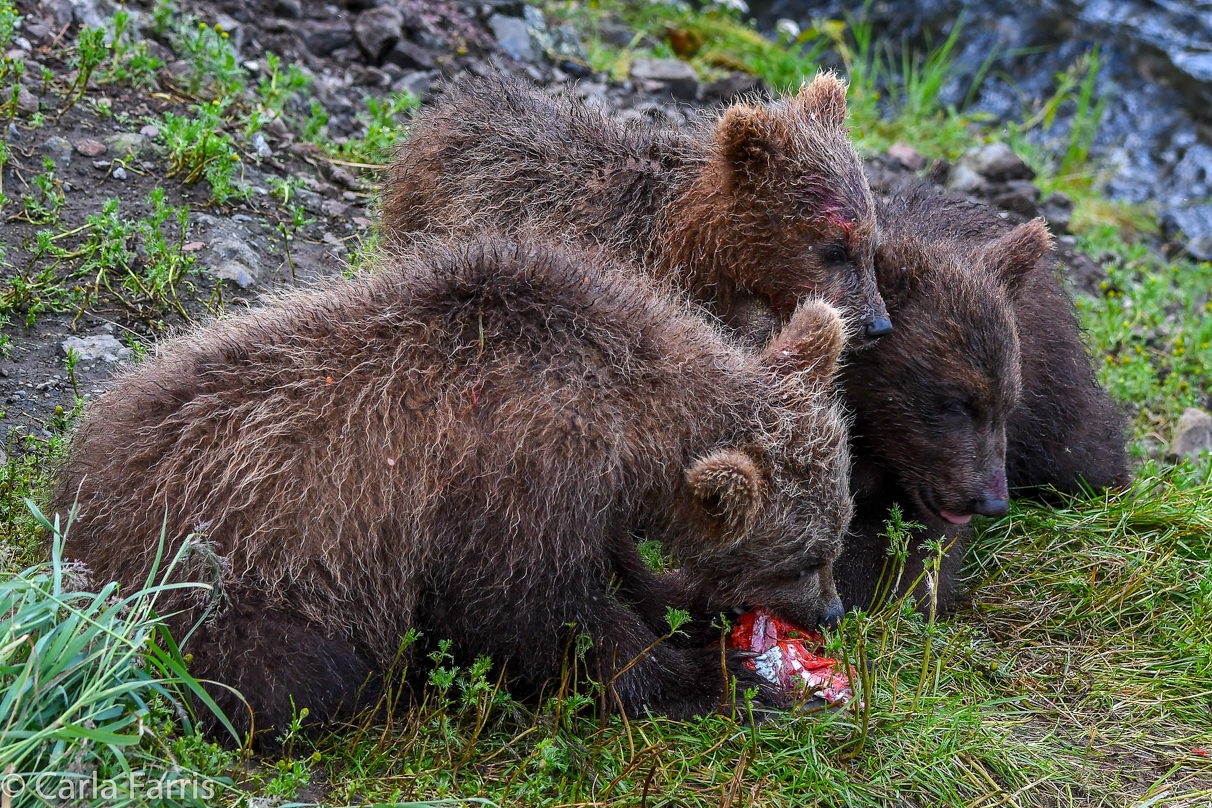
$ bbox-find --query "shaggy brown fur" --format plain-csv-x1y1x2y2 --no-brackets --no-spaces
873,186,1130,496
835,190,1049,612
380,72,890,343
55,238,853,745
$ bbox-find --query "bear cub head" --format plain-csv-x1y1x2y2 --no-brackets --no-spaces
845,196,1052,527
681,72,890,343
673,301,853,630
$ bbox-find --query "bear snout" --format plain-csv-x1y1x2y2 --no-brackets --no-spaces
970,467,1011,517
970,497,1010,517
862,316,893,338
819,594,845,630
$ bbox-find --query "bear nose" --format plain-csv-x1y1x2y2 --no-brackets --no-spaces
819,595,845,630
863,317,893,338
970,498,1010,517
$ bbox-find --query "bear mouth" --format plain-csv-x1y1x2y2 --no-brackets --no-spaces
938,510,972,525
918,489,972,526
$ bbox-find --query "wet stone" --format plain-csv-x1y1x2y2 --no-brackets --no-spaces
629,58,699,100
74,138,107,157
1170,408,1212,459
61,335,130,364
354,6,404,64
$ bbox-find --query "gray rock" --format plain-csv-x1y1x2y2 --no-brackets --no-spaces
61,334,130,364
213,261,256,289
354,6,404,64
391,69,436,99
249,131,272,159
103,132,149,158
990,180,1042,218
209,236,259,270
1169,408,1212,459
1040,190,1074,233
489,14,536,63
295,187,326,215
274,0,302,18
23,21,53,43
629,58,698,100
702,71,761,101
303,21,354,57
1163,204,1212,261
16,86,39,115
547,24,587,63
597,21,638,48
385,38,436,70
74,138,106,157
887,142,925,171
522,5,545,30
44,0,73,29
947,164,988,195
321,199,349,218
313,76,354,116
262,116,289,139
112,165,126,180
966,142,1035,182
68,0,107,29
41,136,73,166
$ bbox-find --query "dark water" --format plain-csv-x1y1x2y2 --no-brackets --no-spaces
749,0,1212,257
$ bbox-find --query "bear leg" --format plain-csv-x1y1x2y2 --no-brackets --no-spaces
570,589,787,720
184,597,380,749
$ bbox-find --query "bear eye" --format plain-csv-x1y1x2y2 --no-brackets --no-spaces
942,398,973,417
821,242,849,265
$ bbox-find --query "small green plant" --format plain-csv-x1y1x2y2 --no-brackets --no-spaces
301,97,329,142
19,157,65,225
58,25,108,121
151,0,176,36
168,18,245,96
0,0,18,52
337,91,419,164
158,101,244,204
1061,45,1107,177
64,345,80,398
266,174,306,205
256,52,311,117
98,10,164,89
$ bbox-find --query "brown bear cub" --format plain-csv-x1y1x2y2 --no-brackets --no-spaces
380,72,891,343
835,189,1052,613
55,238,853,745
876,186,1130,497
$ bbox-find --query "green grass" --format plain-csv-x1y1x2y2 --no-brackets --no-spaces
272,472,1212,806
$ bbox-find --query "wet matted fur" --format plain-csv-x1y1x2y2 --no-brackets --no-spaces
380,71,888,342
55,238,853,745
872,185,1129,497
836,189,1053,613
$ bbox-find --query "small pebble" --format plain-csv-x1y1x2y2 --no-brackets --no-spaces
112,166,127,180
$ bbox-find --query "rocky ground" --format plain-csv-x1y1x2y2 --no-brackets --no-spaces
0,0,1122,453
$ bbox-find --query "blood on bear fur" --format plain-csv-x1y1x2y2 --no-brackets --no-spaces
55,239,853,745
835,189,1051,612
380,72,890,342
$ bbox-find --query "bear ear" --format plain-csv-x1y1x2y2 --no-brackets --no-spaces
686,449,763,529
761,300,848,384
980,218,1052,297
717,104,781,175
792,69,849,128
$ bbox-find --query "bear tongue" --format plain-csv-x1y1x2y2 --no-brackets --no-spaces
939,510,972,525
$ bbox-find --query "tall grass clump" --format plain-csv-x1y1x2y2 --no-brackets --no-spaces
0,502,240,806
